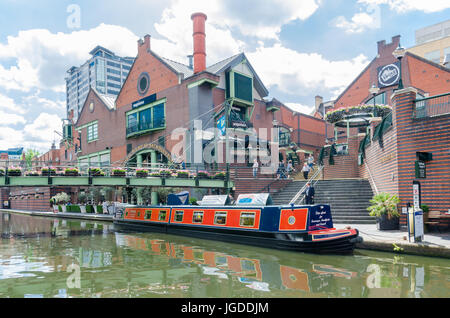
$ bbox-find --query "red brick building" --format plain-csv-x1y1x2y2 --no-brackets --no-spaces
72,12,329,172
320,35,450,221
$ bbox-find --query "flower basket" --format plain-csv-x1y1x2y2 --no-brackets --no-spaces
136,169,148,178
325,105,392,124
150,171,161,177
112,169,126,177
7,169,21,176
159,169,172,178
177,170,190,178
41,168,56,176
65,168,79,176
197,171,210,179
213,172,226,180
89,168,105,177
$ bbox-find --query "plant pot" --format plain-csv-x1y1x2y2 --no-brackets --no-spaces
136,173,148,178
65,172,79,176
41,171,56,176
80,205,86,213
113,172,126,177
8,171,21,176
376,215,399,231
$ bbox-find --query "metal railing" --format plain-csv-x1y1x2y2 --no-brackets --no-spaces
289,164,323,205
414,92,450,119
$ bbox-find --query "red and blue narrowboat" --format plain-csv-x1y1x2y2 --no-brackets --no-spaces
113,193,362,254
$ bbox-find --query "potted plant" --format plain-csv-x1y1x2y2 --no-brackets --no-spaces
213,171,226,180
189,197,198,206
8,167,22,176
65,167,79,176
420,204,429,224
78,192,87,213
159,169,171,178
52,192,70,213
41,167,56,176
112,168,126,177
367,192,400,230
177,170,190,178
136,169,148,178
197,171,210,179
89,167,105,176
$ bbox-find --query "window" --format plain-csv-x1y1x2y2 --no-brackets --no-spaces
366,92,386,106
107,68,121,75
240,212,256,227
193,211,204,223
87,122,98,142
137,211,141,218
174,211,184,222
145,210,152,220
125,100,166,137
139,108,152,131
214,212,227,225
234,72,253,102
158,210,167,221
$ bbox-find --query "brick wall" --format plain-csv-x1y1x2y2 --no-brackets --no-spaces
393,88,450,214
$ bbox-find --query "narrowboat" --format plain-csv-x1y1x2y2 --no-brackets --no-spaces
113,193,363,254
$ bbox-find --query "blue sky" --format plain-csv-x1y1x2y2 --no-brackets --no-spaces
0,0,449,152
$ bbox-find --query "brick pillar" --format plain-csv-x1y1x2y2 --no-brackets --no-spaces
391,87,418,227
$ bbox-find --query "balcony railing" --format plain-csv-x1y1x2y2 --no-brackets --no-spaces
414,92,450,119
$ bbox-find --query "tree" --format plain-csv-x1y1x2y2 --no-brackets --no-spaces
24,149,41,170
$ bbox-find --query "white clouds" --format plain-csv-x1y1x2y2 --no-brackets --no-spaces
334,11,380,34
247,43,369,96
0,110,26,125
359,0,450,13
285,103,315,115
0,24,139,93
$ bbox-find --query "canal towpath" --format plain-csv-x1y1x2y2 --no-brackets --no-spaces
1,208,449,258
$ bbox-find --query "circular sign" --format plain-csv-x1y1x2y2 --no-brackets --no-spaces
137,72,150,96
378,64,400,87
288,216,296,225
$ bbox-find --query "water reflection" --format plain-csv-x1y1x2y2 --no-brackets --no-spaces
0,212,449,298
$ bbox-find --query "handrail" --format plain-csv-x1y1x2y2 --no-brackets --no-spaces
364,160,379,195
289,165,323,205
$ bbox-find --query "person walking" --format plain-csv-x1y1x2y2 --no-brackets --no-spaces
301,162,310,179
286,160,295,178
252,159,259,178
302,182,315,204
307,155,314,169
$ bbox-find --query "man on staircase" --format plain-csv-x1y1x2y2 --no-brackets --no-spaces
303,182,315,205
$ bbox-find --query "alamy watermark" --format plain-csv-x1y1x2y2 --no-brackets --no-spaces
66,263,81,289
66,4,81,29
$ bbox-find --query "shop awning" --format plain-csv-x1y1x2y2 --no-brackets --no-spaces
295,148,313,155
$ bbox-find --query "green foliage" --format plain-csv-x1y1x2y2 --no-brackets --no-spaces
24,149,41,170
51,192,70,204
367,192,400,219
420,204,429,213
189,197,198,205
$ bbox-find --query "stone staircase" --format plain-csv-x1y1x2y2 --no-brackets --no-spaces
271,179,375,224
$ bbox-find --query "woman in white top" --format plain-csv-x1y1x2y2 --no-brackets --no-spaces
301,162,311,179
252,159,259,178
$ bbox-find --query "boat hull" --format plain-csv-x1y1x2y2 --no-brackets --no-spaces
113,218,361,255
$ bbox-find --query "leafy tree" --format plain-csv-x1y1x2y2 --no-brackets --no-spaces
24,149,41,170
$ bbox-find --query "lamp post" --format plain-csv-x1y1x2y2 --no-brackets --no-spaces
369,84,380,117
393,44,406,90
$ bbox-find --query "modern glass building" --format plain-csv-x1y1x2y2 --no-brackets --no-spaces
65,46,134,122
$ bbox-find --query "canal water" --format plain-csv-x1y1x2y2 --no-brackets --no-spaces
0,212,449,298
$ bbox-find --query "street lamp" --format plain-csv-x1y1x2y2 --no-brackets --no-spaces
369,84,380,117
392,44,406,90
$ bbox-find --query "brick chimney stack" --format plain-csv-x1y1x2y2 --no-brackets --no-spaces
191,12,207,73
138,34,151,56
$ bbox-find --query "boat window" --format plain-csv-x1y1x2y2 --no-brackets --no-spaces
214,212,227,225
240,212,256,227
175,210,184,222
158,210,167,221
137,211,141,218
193,211,204,223
145,210,152,220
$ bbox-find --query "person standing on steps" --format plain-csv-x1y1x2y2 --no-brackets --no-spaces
301,162,310,180
302,182,315,204
252,159,259,178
